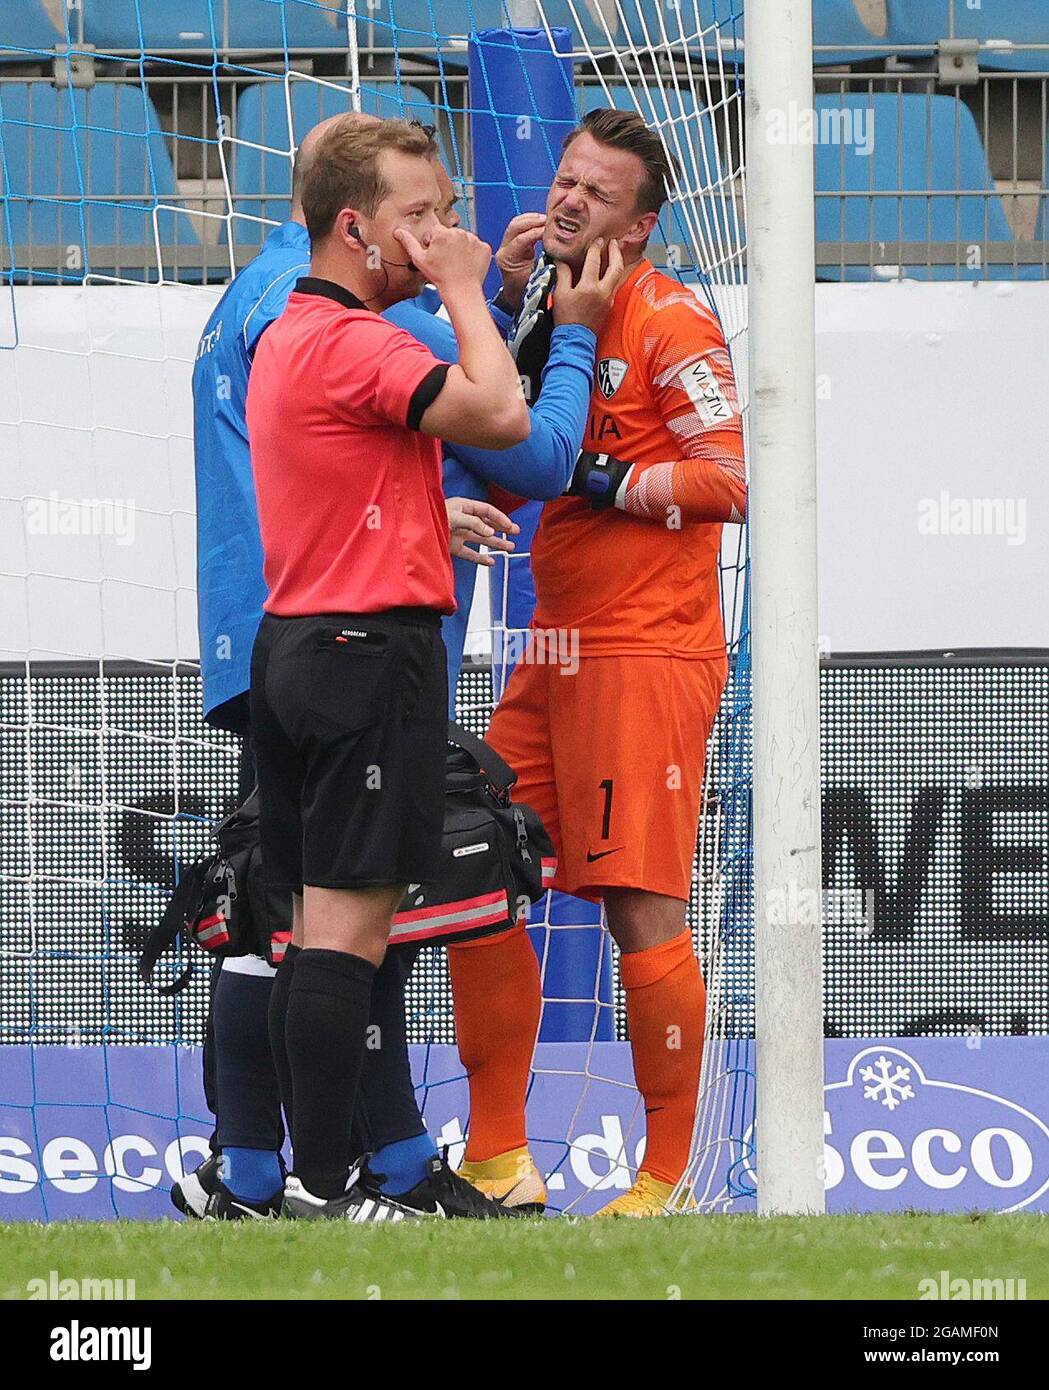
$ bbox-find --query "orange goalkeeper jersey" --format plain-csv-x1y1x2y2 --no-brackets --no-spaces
529,258,745,659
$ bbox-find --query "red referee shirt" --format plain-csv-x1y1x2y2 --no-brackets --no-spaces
247,277,455,617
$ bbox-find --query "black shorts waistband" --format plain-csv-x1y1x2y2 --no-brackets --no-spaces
262,606,444,630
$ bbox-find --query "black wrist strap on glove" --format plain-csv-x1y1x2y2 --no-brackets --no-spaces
565,449,635,510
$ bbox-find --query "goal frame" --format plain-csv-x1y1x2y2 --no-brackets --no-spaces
745,1,826,1216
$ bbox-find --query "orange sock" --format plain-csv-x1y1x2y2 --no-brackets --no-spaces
448,921,542,1162
619,929,706,1186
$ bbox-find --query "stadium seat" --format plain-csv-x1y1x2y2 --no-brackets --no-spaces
357,1,457,48
83,1,354,53
897,1,1049,72
71,0,740,57
814,92,1035,280
83,1,217,51
536,2,740,55
560,2,933,70
362,2,738,57
542,2,923,68
653,3,934,68
0,82,201,282
0,2,64,58
231,78,438,244
228,0,355,49
812,0,932,66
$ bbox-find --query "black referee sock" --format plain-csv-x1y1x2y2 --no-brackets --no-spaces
351,943,425,1157
284,948,377,1199
267,942,301,1138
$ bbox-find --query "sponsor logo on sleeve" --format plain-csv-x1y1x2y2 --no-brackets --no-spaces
678,356,734,426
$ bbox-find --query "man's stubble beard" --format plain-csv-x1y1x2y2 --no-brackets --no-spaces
542,236,588,277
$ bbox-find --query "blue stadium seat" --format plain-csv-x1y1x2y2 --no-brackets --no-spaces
814,92,1034,280
231,79,438,244
83,1,217,51
0,82,201,282
813,1,932,66
361,2,738,56
229,0,355,50
897,2,1049,72
561,2,930,69
0,2,64,58
83,1,354,53
355,0,454,48
533,2,918,68
543,2,740,54
652,2,932,68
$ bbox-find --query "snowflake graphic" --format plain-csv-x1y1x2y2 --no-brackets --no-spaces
861,1055,916,1110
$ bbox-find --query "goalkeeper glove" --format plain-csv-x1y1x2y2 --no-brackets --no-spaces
564,449,635,510
506,255,557,406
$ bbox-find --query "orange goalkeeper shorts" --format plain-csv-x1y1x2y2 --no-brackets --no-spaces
486,652,727,903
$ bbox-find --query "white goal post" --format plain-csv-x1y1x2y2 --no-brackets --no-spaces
745,1,826,1215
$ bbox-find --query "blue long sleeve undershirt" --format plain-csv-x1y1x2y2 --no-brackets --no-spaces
384,299,596,705
385,299,595,498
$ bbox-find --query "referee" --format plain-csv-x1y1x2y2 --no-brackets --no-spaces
246,115,528,1218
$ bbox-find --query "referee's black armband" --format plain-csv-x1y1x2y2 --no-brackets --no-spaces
406,364,451,431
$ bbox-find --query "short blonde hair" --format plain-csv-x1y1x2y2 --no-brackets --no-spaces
301,115,437,241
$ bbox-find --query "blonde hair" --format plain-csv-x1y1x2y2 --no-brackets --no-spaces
301,115,437,241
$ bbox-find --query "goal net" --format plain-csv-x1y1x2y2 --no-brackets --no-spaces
0,0,753,1217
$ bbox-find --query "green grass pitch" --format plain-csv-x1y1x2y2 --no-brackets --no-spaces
2,1214,1048,1301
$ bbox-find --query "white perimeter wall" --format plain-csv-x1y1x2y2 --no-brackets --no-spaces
815,281,1049,652
1,279,1047,664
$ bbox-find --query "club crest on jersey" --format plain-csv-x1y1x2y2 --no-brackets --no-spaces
597,357,628,399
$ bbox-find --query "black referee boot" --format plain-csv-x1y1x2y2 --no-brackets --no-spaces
170,1153,220,1219
281,1166,418,1223
203,1183,283,1221
361,1152,528,1219
171,1153,283,1221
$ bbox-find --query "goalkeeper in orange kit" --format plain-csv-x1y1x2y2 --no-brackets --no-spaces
447,108,746,1217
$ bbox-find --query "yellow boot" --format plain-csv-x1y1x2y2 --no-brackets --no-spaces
593,1171,680,1218
457,1146,547,1214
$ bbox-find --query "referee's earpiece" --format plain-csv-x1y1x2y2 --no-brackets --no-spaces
346,219,416,299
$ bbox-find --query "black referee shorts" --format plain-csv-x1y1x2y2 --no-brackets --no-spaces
249,609,448,894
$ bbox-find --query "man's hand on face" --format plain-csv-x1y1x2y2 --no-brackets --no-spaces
552,237,627,335
394,224,492,292
445,497,520,566
494,212,548,311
